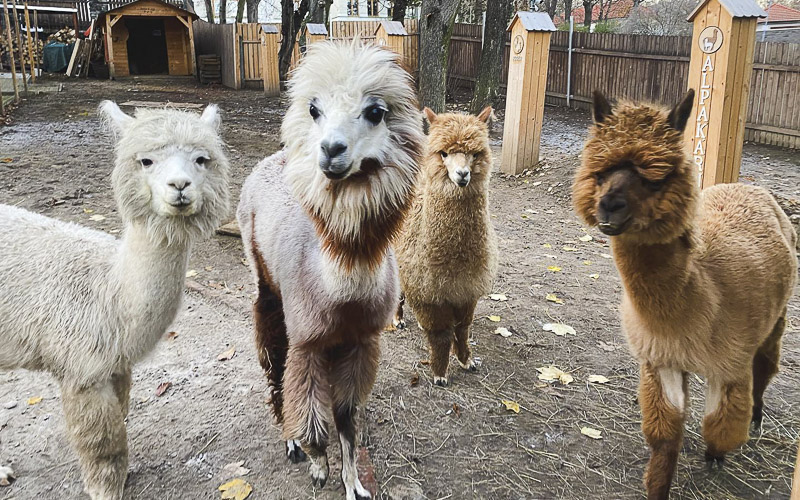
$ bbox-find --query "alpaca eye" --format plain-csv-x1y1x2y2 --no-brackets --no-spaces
594,173,604,185
644,179,664,191
196,156,208,165
440,151,448,159
364,105,386,125
141,158,153,167
309,103,321,120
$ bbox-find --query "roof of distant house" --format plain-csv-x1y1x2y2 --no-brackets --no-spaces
554,0,634,25
757,3,800,23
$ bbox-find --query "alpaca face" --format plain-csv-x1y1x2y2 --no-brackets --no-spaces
99,101,231,245
573,90,697,243
425,106,493,190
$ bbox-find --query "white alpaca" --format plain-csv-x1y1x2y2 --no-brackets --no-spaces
238,41,423,500
0,102,230,499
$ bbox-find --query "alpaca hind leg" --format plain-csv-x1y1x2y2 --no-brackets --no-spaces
752,314,785,428
392,293,406,330
254,282,289,426
703,378,752,467
0,465,15,486
330,337,380,500
416,303,454,386
111,367,132,419
453,301,478,371
62,381,128,500
282,345,330,474
639,364,687,500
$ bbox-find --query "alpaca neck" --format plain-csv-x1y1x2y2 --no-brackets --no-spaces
114,222,191,361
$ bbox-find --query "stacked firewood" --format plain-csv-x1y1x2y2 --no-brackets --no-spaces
0,32,44,65
47,27,76,44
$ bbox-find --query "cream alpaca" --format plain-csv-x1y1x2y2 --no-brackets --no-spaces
572,90,797,499
238,41,423,500
395,107,498,386
0,102,230,499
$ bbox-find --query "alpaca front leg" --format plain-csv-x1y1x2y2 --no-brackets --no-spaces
61,380,128,500
453,301,477,371
330,337,380,500
281,345,330,481
752,314,785,428
392,293,406,330
639,364,687,500
111,367,132,419
703,378,753,467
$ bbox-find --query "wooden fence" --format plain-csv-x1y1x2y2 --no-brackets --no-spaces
445,26,800,149
193,21,239,89
329,19,419,73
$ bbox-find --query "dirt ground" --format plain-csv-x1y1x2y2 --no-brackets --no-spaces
0,76,798,500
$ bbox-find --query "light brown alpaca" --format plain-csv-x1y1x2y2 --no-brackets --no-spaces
395,107,498,386
572,90,798,499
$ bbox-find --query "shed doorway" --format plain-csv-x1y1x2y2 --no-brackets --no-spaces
126,18,169,75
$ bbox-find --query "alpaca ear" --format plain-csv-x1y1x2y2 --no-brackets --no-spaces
98,100,133,133
423,107,437,124
200,104,221,131
667,89,695,132
592,91,613,123
477,106,493,123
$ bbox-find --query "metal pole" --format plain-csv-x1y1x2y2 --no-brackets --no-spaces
11,0,28,94
566,15,573,107
33,9,37,77
1,0,19,102
23,0,34,82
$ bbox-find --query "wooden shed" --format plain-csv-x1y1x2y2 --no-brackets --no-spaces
374,20,407,55
305,23,327,45
98,0,198,79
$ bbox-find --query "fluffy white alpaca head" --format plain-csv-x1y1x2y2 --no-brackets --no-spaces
99,101,230,246
281,41,424,238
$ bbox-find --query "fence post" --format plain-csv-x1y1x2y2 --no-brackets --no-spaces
566,15,573,107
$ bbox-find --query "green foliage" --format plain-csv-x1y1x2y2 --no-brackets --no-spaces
593,20,617,33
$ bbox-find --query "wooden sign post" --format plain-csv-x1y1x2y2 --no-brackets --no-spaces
261,24,280,96
685,0,765,188
501,12,556,175
305,23,327,45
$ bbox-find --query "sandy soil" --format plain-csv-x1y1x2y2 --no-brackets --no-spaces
0,76,798,500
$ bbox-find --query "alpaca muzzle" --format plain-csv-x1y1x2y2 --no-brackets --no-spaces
598,194,631,235
318,139,351,179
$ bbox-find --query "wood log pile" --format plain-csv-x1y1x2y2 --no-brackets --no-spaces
46,27,76,44
0,30,44,66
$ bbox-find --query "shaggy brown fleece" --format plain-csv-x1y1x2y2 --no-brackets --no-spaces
572,90,798,499
395,108,498,384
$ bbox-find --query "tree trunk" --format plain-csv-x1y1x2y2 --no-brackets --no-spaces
235,0,246,22
246,0,260,22
469,0,513,114
219,0,227,23
392,0,408,22
563,0,573,25
583,0,592,27
278,0,309,80
308,0,324,23
418,0,461,112
204,0,215,22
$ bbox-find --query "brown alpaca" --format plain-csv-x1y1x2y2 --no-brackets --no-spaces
395,107,499,386
572,90,798,499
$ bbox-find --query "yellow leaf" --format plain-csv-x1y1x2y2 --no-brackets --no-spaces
543,323,576,336
579,234,593,242
536,366,574,385
547,265,562,272
27,396,42,405
541,243,552,248
588,375,610,384
581,427,603,440
546,294,564,304
583,260,592,265
562,245,578,252
186,269,199,278
488,293,508,302
89,214,106,222
589,273,600,279
219,478,253,500
501,400,520,413
494,327,512,337
82,208,94,214
487,315,501,322
0,157,13,163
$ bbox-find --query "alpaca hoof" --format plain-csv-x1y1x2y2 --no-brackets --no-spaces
286,440,307,463
459,357,480,372
704,451,725,471
0,465,15,486
355,492,371,500
433,376,448,387
751,406,763,429
309,459,329,489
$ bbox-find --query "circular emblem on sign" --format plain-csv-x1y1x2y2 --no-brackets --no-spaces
513,35,525,54
699,26,723,54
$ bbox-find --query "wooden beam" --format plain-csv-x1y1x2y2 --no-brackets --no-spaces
0,0,19,102
176,14,190,28
106,14,115,79
186,17,196,77
23,1,35,83
11,0,28,93
109,13,122,27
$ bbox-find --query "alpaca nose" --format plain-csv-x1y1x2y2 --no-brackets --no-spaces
320,140,348,161
600,196,627,214
168,179,192,191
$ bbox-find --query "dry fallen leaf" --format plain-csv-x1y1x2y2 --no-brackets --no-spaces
494,327,512,337
543,323,576,336
579,234,593,242
583,260,592,265
89,214,106,222
588,375,610,384
488,293,508,302
410,373,419,386
501,400,520,413
218,346,236,361
166,331,178,340
487,315,501,322
600,253,613,259
186,269,199,278
221,461,251,479
26,396,42,406
537,366,574,385
0,158,13,163
581,426,603,439
589,273,600,279
452,403,461,417
219,478,253,500
155,382,172,397
562,245,578,252
598,341,617,352
547,265,562,272
546,293,564,304
541,243,552,248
